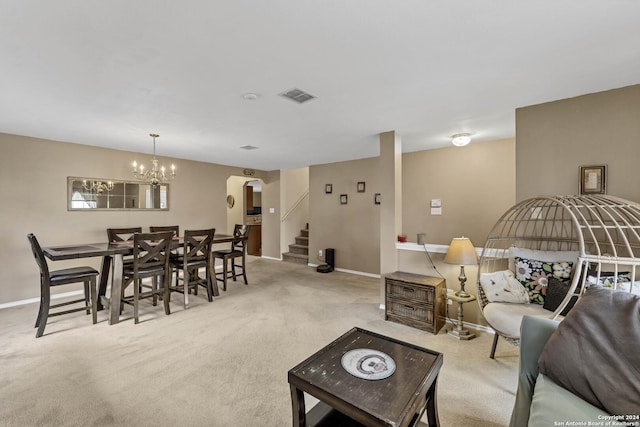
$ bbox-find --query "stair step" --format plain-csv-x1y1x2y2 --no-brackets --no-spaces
300,229,309,238
288,244,308,255
283,252,309,265
295,236,309,245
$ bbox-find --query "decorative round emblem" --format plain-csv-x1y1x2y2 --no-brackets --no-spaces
341,348,396,380
226,195,235,208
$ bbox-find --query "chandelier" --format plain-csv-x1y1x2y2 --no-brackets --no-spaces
132,133,176,186
82,179,114,193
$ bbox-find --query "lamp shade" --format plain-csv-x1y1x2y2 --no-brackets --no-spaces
444,237,478,266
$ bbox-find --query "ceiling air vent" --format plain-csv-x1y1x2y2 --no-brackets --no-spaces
279,88,316,104
240,145,259,150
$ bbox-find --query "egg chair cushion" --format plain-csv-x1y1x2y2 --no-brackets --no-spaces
483,302,550,338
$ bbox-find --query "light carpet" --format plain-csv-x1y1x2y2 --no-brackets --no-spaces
0,258,519,426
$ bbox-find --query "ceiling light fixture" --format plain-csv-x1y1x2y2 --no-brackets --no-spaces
242,92,260,101
451,133,472,147
132,133,176,186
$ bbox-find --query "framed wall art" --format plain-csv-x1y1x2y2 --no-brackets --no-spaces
579,165,606,195
374,193,381,205
340,194,348,205
357,182,366,193
325,184,333,194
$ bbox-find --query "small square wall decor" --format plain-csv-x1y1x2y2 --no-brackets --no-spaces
357,182,366,193
374,193,381,205
325,184,333,194
579,165,606,194
340,194,348,205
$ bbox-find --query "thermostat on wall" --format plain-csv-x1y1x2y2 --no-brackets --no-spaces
430,199,442,215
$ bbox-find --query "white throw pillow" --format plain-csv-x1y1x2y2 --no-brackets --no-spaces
479,270,530,303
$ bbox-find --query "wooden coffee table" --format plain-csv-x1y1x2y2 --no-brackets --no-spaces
288,327,443,427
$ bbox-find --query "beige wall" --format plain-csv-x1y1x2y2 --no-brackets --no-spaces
261,171,281,259
226,176,249,232
0,133,271,303
309,157,381,273
516,84,640,202
402,138,516,247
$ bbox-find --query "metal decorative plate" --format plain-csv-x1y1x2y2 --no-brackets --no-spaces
341,348,396,380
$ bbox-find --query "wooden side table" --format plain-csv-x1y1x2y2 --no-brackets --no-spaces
288,327,443,427
384,271,446,334
447,292,476,340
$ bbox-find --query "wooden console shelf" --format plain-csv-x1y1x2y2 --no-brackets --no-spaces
385,271,446,334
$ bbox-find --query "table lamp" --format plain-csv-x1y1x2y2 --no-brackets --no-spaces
444,237,478,298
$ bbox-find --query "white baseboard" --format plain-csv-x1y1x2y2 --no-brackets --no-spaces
378,303,494,334
0,290,84,310
261,255,282,261
307,263,380,279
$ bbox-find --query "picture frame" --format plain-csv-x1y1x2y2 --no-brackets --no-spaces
579,165,607,195
325,183,332,194
374,193,381,205
357,182,366,193
340,194,348,205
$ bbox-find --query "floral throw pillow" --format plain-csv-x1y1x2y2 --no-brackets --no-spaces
514,256,573,305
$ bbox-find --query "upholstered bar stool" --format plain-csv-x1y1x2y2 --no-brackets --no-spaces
169,228,215,308
150,225,181,261
27,233,99,338
212,224,251,291
104,227,142,301
149,225,179,237
120,231,173,324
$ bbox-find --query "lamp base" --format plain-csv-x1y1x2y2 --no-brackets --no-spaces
454,290,470,298
448,327,476,341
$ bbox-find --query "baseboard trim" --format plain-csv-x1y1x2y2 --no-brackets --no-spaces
308,263,380,279
378,303,493,334
261,255,282,261
0,290,83,310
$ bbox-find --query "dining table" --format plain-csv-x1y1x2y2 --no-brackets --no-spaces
42,233,237,325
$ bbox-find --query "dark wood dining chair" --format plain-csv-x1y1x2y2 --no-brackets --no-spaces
120,231,173,324
27,233,99,338
101,227,143,306
150,225,180,259
212,224,251,291
149,225,179,237
169,228,215,308
107,227,143,242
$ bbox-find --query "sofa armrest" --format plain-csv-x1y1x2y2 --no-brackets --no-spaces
509,315,559,427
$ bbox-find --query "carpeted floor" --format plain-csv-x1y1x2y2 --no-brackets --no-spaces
0,258,519,426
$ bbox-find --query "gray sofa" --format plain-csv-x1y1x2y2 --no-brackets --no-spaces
509,316,607,427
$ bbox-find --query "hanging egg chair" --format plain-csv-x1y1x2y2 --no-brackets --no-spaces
476,194,640,358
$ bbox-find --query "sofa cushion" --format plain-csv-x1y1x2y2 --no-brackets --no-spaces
528,373,608,427
538,286,640,415
479,270,530,303
483,302,549,338
514,256,573,305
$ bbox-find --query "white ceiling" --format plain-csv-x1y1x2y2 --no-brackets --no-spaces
1,1,639,171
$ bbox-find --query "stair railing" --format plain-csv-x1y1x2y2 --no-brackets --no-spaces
281,190,309,222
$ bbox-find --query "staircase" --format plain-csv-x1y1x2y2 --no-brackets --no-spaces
282,224,309,264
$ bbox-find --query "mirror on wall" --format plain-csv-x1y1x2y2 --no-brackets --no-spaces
67,177,169,210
